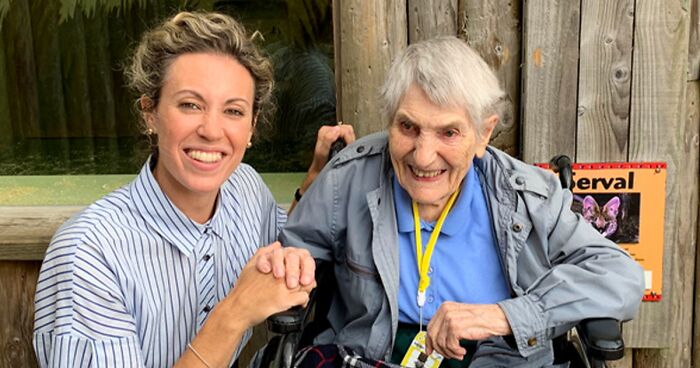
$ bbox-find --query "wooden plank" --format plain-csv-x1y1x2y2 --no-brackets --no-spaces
407,0,458,43
458,0,521,156
59,14,93,138
0,261,40,368
1,0,39,139
0,34,12,143
520,0,581,163
627,0,694,361
689,0,699,80
0,206,84,260
335,0,408,137
29,0,68,138
576,0,634,162
687,81,700,367
84,13,117,138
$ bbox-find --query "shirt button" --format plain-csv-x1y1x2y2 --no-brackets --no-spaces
512,223,523,232
203,305,212,313
202,254,211,262
427,296,434,303
527,337,537,346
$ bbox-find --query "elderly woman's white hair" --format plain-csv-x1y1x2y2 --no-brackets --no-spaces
380,36,505,132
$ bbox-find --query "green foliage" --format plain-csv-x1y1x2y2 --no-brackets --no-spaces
0,0,12,29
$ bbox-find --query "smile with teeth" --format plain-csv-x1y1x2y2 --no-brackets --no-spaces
187,149,223,163
410,166,444,178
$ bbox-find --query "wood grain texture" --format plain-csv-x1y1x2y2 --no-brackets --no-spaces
458,0,521,156
628,0,694,360
0,206,83,260
521,0,581,163
689,0,699,80
335,0,407,137
687,81,700,368
576,0,634,162
0,261,40,368
407,0,458,42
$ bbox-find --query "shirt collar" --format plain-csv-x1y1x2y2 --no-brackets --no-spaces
131,157,225,255
393,163,478,236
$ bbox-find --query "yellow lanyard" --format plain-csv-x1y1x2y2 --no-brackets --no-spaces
412,190,459,329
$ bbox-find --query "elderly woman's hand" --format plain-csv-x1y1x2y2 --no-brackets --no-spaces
425,302,512,360
255,241,316,289
302,123,356,190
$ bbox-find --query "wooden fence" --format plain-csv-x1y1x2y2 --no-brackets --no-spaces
333,0,700,367
1,0,699,367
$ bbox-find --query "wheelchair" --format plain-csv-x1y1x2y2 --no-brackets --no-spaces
260,155,625,368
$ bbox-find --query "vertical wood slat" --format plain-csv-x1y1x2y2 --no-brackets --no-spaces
687,80,700,368
689,0,699,80
84,13,117,138
59,14,93,138
0,262,40,368
407,0,458,43
1,0,39,139
0,36,12,143
30,0,68,138
458,0,521,156
576,0,634,163
335,0,407,137
628,0,695,363
520,0,581,163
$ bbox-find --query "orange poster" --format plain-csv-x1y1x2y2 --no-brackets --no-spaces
536,162,666,302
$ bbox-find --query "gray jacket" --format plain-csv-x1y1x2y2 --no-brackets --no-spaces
279,132,644,360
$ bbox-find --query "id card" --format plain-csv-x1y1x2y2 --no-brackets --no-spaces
400,331,444,368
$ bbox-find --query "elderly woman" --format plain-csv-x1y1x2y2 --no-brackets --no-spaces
33,12,352,368
271,36,644,366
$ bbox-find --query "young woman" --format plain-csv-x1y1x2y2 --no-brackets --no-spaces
33,11,353,368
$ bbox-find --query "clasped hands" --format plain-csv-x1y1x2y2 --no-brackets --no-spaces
253,243,512,360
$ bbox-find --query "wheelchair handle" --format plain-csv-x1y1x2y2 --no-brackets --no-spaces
549,154,574,190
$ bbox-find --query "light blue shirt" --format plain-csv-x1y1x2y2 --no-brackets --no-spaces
33,159,286,367
394,164,510,324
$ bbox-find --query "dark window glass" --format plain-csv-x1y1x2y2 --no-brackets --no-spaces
0,0,335,174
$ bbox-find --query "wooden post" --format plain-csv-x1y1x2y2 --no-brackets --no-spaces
688,0,699,80
458,0,521,156
628,0,694,365
407,0,458,43
335,0,407,137
520,0,581,163
0,261,40,368
576,0,634,163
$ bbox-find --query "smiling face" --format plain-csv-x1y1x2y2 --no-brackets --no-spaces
144,52,255,217
388,84,498,221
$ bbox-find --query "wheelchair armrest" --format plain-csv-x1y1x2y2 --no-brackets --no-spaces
267,305,307,334
265,260,333,335
577,318,624,361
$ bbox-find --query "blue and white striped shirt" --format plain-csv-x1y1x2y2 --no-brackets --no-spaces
33,159,286,367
